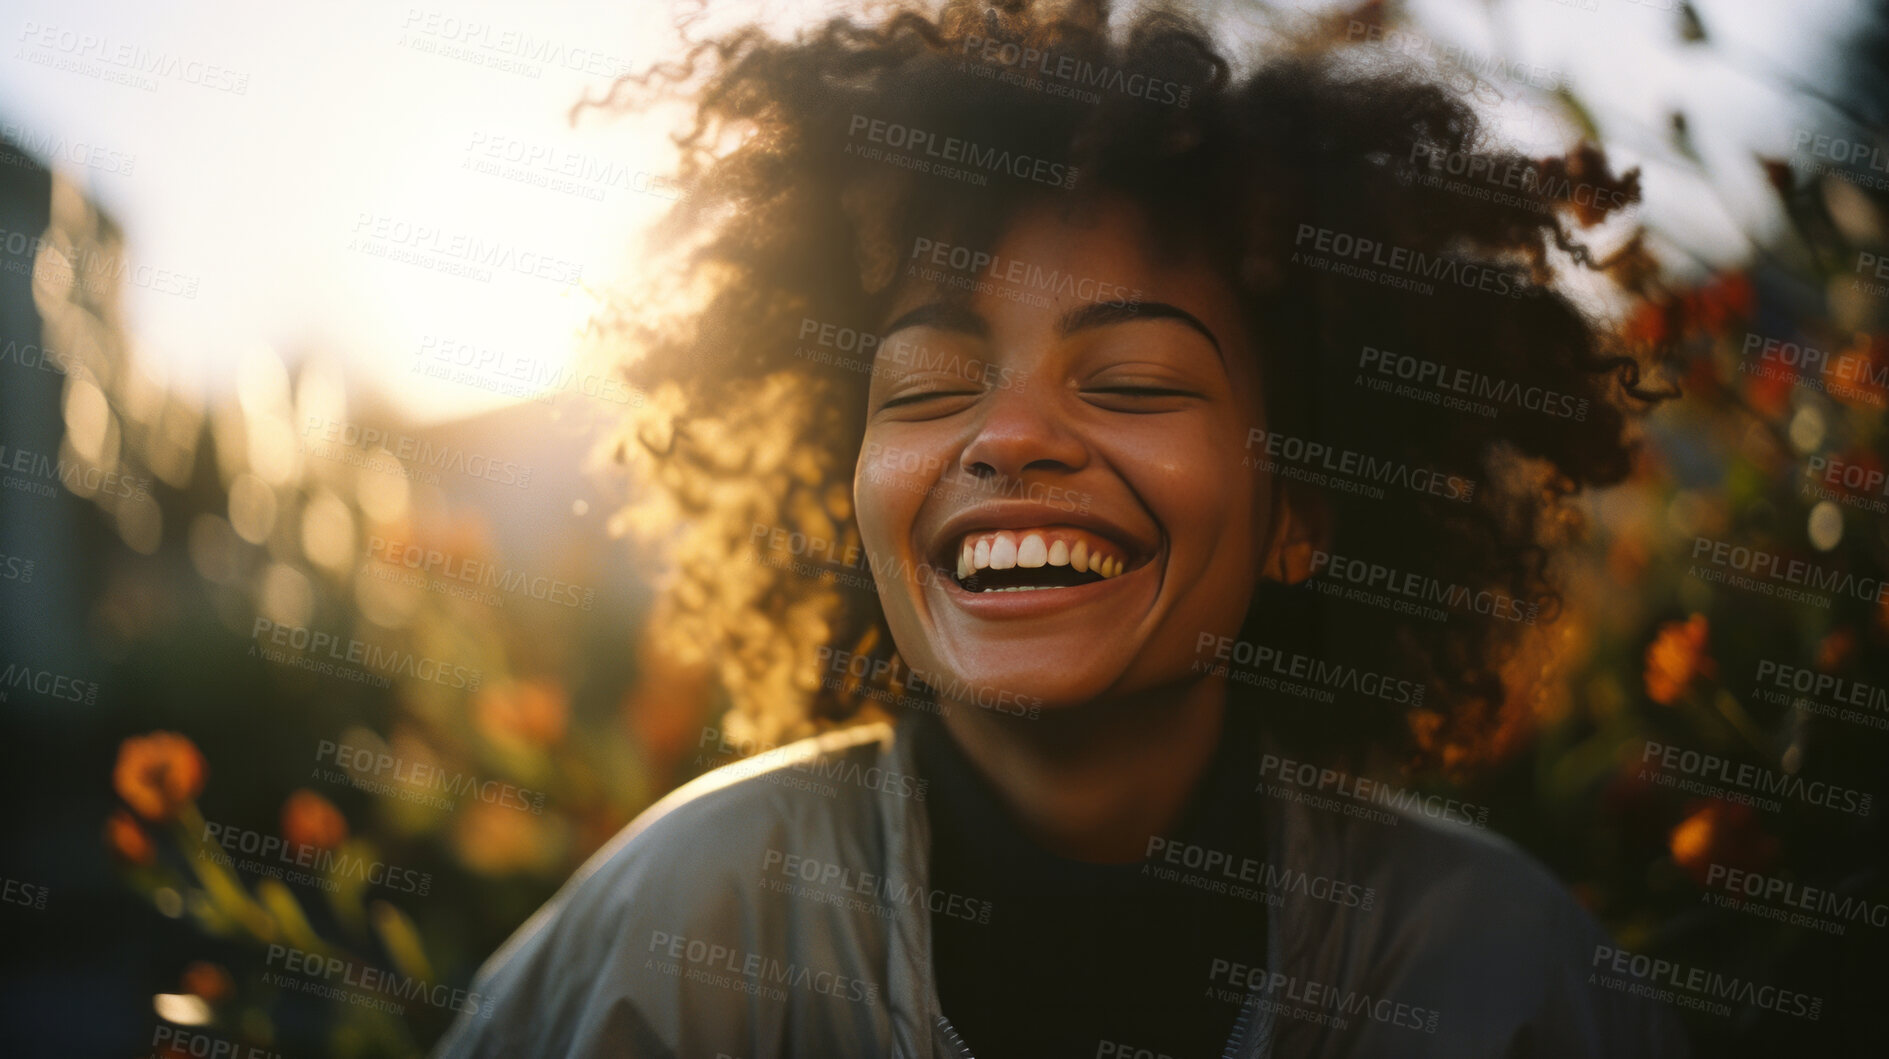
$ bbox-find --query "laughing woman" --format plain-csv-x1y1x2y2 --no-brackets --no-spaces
438,1,1687,1056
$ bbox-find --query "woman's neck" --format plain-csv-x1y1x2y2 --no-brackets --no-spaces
938,678,1228,863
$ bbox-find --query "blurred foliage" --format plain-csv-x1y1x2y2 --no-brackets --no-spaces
26,130,715,1054
14,0,1885,1055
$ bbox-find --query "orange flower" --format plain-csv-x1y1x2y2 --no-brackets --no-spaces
113,731,206,822
180,960,233,1004
1816,628,1857,671
1825,450,1886,502
452,799,546,875
281,789,348,851
1644,614,1714,705
1689,273,1754,337
475,679,569,748
625,638,714,771
1669,801,1777,885
104,809,155,865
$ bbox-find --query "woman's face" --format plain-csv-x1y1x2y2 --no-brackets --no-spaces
854,197,1274,712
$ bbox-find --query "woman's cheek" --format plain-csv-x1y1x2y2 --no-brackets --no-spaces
1119,419,1247,516
854,432,937,548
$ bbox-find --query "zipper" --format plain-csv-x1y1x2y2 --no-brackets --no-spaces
934,1013,974,1059
933,1004,1256,1059
1220,992,1259,1059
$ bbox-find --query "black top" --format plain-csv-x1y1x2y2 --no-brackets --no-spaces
912,705,1272,1059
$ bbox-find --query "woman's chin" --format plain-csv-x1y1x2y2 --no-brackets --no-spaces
910,657,1137,718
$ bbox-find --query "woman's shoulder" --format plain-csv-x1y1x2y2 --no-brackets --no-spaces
1268,794,1688,1055
434,723,906,1057
1250,743,1580,938
609,722,903,873
505,720,899,946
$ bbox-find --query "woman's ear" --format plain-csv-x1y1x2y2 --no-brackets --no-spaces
1260,486,1332,586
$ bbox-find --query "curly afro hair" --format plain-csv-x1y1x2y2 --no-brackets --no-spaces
601,0,1669,776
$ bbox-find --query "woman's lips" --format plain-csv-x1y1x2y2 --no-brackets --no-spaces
926,524,1156,616
949,526,1134,586
933,548,1151,615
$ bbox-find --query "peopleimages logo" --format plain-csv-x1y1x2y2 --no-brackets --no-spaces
201,820,432,896
761,849,992,924
0,225,200,299
1803,453,1889,515
0,120,135,176
860,441,1092,514
1256,752,1490,829
416,334,640,407
646,930,880,1007
397,8,635,79
959,35,1192,108
697,724,933,799
847,115,1078,190
317,739,545,814
365,534,594,610
148,1025,284,1059
0,551,36,583
1755,660,1887,711
1404,144,1628,218
1195,635,1426,707
252,618,483,691
1702,862,1889,935
1344,21,1565,95
1143,836,1376,910
1752,659,1889,732
0,660,99,705
301,415,533,489
1243,428,1475,504
2,875,48,910
1792,129,1889,192
347,213,584,287
15,20,252,95
1357,345,1589,421
1689,536,1889,606
0,338,84,377
462,131,680,203
1308,548,1538,624
1292,224,1530,299
1855,251,1889,299
0,441,151,502
265,943,491,1018
1639,740,1872,817
1590,944,1823,1021
1207,958,1441,1034
1794,130,1889,174
1742,332,1887,406
796,315,1032,393
907,237,1141,305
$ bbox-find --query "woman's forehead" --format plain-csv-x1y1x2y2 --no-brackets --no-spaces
879,196,1245,346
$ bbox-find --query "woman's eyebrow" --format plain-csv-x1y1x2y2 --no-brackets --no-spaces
882,301,989,339
1058,300,1223,360
881,298,1223,359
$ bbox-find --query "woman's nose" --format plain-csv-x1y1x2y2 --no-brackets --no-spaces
957,380,1087,480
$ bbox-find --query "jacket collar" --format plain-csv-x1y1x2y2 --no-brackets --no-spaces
869,717,1325,1059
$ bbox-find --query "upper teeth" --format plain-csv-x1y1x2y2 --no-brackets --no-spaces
955,529,1127,580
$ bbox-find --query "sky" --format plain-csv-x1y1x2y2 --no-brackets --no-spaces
0,0,1864,424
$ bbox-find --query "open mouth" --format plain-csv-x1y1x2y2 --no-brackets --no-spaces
945,527,1138,593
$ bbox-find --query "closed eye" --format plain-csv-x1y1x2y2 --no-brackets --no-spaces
1079,384,1206,413
1085,386,1199,397
877,389,979,411
1088,383,1201,409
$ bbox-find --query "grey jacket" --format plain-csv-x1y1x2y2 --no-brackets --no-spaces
435,722,1688,1058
